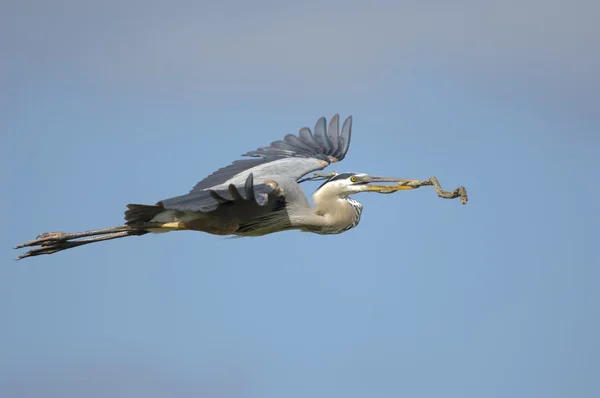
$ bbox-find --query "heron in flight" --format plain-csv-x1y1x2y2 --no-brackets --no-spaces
15,114,467,260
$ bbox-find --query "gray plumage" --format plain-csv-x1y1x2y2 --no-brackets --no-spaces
155,114,351,214
125,114,358,237
16,114,446,260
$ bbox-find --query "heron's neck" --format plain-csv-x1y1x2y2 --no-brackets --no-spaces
306,190,363,233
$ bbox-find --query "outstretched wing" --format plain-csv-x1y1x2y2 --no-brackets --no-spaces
192,114,352,191
159,114,352,213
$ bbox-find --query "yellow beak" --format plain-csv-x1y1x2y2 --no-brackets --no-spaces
365,184,416,194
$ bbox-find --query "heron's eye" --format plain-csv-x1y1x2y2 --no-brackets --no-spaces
350,176,357,182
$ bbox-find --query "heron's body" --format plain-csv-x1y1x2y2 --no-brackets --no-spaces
128,171,364,237
15,114,467,260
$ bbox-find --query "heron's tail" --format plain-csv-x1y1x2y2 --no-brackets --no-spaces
124,203,165,225
14,225,149,260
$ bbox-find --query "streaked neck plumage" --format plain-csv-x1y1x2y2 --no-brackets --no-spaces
306,183,363,235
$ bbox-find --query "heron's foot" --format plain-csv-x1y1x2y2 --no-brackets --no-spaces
16,240,75,260
37,231,67,240
15,225,133,251
15,232,69,249
14,225,139,260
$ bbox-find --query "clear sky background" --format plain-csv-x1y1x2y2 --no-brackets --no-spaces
1,1,599,397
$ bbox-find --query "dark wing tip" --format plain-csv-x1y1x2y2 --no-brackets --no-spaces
327,114,340,155
196,115,352,189
240,114,352,162
312,116,331,154
333,115,352,161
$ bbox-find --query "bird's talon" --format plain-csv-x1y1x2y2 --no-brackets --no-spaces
38,232,66,240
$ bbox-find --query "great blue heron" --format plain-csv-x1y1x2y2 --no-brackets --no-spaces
15,114,467,260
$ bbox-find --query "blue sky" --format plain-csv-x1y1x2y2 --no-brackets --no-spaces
1,1,599,397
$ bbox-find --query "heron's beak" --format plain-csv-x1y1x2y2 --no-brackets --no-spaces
362,176,417,194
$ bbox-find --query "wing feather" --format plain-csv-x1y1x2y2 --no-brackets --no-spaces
283,134,318,153
162,173,274,212
312,116,331,155
339,115,352,156
159,114,352,213
327,114,340,154
298,127,321,150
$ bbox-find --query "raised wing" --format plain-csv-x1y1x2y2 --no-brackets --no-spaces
159,114,352,213
192,114,352,191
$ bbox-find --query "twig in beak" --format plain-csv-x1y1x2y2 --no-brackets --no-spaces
297,172,339,183
395,176,468,204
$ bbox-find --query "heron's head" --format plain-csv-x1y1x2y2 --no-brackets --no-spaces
314,172,414,198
